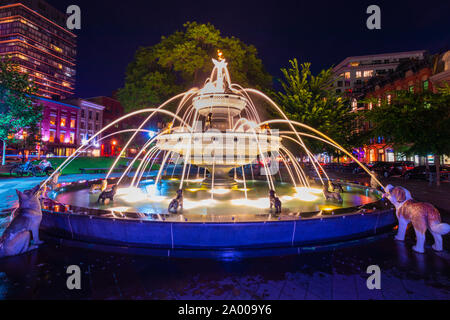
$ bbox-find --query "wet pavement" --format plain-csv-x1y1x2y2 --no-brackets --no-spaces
0,173,449,300
0,231,449,300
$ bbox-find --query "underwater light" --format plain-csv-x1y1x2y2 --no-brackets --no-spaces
183,199,218,209
116,187,147,202
293,187,319,202
186,178,204,183
208,189,231,195
230,198,269,209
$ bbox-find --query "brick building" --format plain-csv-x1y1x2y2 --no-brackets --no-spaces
356,51,450,164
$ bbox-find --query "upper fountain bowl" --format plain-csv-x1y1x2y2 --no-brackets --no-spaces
193,93,248,117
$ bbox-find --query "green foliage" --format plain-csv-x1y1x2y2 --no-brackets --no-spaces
32,157,156,175
118,22,272,112
0,57,42,145
364,89,450,157
273,59,357,154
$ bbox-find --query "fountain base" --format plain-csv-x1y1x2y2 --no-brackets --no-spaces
202,165,237,188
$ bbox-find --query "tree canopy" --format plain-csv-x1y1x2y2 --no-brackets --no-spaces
273,59,357,154
0,57,42,163
118,22,272,112
365,88,450,158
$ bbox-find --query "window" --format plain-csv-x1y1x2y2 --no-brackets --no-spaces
423,80,429,91
49,131,55,143
337,81,343,87
89,111,92,120
364,70,374,77
50,115,56,126
368,102,373,110
336,89,341,93
70,132,75,144
70,119,76,128
81,109,85,118
80,122,85,130
387,94,392,105
356,71,362,78
409,85,414,93
345,81,351,87
60,117,67,127
96,112,99,121
60,132,66,143
344,72,351,79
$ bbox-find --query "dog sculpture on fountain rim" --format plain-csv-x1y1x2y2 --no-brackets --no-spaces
0,185,43,258
384,184,450,253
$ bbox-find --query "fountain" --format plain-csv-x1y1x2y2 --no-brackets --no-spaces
39,52,397,258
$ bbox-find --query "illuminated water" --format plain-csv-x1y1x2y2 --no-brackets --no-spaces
54,179,380,220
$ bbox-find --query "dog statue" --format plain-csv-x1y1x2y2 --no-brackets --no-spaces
0,185,44,258
168,189,184,214
385,184,450,253
269,190,282,214
323,185,343,203
98,185,117,204
331,182,344,193
90,180,108,194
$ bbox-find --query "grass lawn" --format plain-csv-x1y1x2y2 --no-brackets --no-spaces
37,157,160,175
0,157,161,177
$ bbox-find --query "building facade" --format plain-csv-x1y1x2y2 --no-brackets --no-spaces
65,98,105,157
357,51,450,165
37,96,79,157
333,51,426,97
87,96,165,157
0,0,76,100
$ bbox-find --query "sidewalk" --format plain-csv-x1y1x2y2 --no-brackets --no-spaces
328,170,450,220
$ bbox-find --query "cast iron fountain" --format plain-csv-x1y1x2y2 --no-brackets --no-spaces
39,52,396,258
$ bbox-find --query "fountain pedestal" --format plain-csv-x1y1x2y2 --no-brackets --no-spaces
202,165,237,188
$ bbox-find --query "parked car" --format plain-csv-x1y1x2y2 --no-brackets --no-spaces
401,165,450,181
370,161,415,178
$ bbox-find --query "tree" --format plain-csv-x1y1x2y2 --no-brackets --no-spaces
0,57,42,165
364,88,450,186
118,22,272,112
273,59,357,156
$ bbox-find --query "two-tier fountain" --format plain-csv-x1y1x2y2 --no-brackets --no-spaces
38,52,397,258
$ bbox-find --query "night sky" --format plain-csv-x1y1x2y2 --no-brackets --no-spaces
49,0,450,98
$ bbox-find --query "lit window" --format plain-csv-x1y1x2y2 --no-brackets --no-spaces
368,102,373,110
387,94,392,105
356,71,362,78
364,70,374,77
60,118,67,127
344,72,351,79
49,131,55,143
60,132,66,143
50,115,56,126
70,132,75,144
70,119,76,128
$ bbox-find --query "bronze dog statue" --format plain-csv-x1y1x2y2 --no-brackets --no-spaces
0,185,44,258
